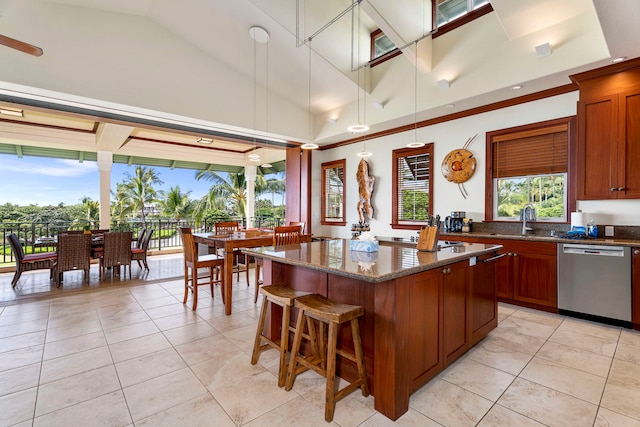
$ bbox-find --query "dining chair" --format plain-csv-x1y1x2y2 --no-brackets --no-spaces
99,231,133,281
131,228,153,271
54,232,92,287
7,233,57,288
180,227,225,310
254,225,302,303
214,221,247,283
288,221,306,233
134,227,147,249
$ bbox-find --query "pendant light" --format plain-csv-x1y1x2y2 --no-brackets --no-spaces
348,2,369,134
301,38,319,150
249,26,270,162
407,40,425,148
357,67,372,157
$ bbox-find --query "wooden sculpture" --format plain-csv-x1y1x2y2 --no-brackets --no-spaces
356,158,375,223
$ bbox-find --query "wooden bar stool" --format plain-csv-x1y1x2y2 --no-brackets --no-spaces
284,294,369,422
251,285,313,387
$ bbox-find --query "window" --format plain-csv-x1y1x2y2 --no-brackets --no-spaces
432,0,493,38
392,144,434,229
370,29,401,66
435,0,490,26
486,118,576,222
321,159,346,226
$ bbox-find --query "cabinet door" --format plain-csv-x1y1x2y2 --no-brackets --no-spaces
443,261,469,365
512,251,558,308
577,95,618,199
620,92,640,198
495,248,513,300
470,253,500,346
633,248,640,329
408,269,443,389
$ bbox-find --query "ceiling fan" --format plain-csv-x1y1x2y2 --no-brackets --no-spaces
0,33,43,56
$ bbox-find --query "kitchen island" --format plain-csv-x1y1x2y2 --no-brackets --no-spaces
244,238,503,420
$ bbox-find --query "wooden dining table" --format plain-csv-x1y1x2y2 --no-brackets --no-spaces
193,232,275,315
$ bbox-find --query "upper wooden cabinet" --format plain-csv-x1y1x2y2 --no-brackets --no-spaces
571,59,640,200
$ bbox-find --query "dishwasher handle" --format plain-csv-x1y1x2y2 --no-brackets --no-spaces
562,244,626,257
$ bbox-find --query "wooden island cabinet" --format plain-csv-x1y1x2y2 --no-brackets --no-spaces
633,247,640,330
443,235,557,311
244,239,502,421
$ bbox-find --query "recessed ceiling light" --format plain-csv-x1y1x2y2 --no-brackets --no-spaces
301,143,319,149
196,137,213,144
248,153,261,160
261,163,273,168
611,57,626,63
0,107,24,117
445,104,455,108
511,85,523,90
347,124,370,133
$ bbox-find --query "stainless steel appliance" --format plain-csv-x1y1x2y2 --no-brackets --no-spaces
557,243,631,322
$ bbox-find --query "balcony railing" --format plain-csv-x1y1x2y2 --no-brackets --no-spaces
0,216,285,265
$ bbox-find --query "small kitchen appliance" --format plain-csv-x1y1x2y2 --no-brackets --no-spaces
444,211,465,232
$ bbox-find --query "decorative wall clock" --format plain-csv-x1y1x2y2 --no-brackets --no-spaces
441,134,477,198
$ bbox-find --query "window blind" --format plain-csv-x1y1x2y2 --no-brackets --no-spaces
492,127,568,178
323,164,344,220
397,152,430,221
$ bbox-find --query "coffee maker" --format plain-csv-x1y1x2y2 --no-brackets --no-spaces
444,211,465,233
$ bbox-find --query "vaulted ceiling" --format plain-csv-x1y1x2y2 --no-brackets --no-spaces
0,0,639,167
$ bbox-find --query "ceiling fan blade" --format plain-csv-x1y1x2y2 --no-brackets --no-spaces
0,34,43,57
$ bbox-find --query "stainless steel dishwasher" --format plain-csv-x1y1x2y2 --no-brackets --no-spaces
557,243,631,323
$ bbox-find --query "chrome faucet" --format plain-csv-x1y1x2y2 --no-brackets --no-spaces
521,203,536,235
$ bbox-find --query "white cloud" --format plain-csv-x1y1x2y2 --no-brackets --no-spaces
2,159,97,177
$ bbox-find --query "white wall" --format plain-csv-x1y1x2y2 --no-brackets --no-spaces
312,91,640,239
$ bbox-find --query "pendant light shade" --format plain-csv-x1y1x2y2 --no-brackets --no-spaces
407,40,425,148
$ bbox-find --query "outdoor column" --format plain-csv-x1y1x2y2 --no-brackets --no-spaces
96,151,113,230
245,165,257,229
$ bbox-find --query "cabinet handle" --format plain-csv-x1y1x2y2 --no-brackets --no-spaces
513,253,518,257
635,249,640,255
618,187,625,192
610,187,617,192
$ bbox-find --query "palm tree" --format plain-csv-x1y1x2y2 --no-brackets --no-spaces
74,196,99,229
117,166,163,226
195,171,248,217
159,186,194,220
265,176,286,218
111,182,133,222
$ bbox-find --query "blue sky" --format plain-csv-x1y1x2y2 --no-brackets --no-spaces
0,154,216,206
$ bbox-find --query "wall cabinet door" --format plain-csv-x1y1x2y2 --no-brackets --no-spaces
578,90,640,200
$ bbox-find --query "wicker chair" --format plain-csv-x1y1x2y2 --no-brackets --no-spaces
99,231,133,280
134,227,147,249
7,233,57,288
180,227,225,310
254,225,302,303
131,228,153,271
54,232,92,287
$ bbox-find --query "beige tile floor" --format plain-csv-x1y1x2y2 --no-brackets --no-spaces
1,254,640,426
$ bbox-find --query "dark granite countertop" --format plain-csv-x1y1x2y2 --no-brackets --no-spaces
439,232,640,247
377,233,640,247
243,238,502,283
